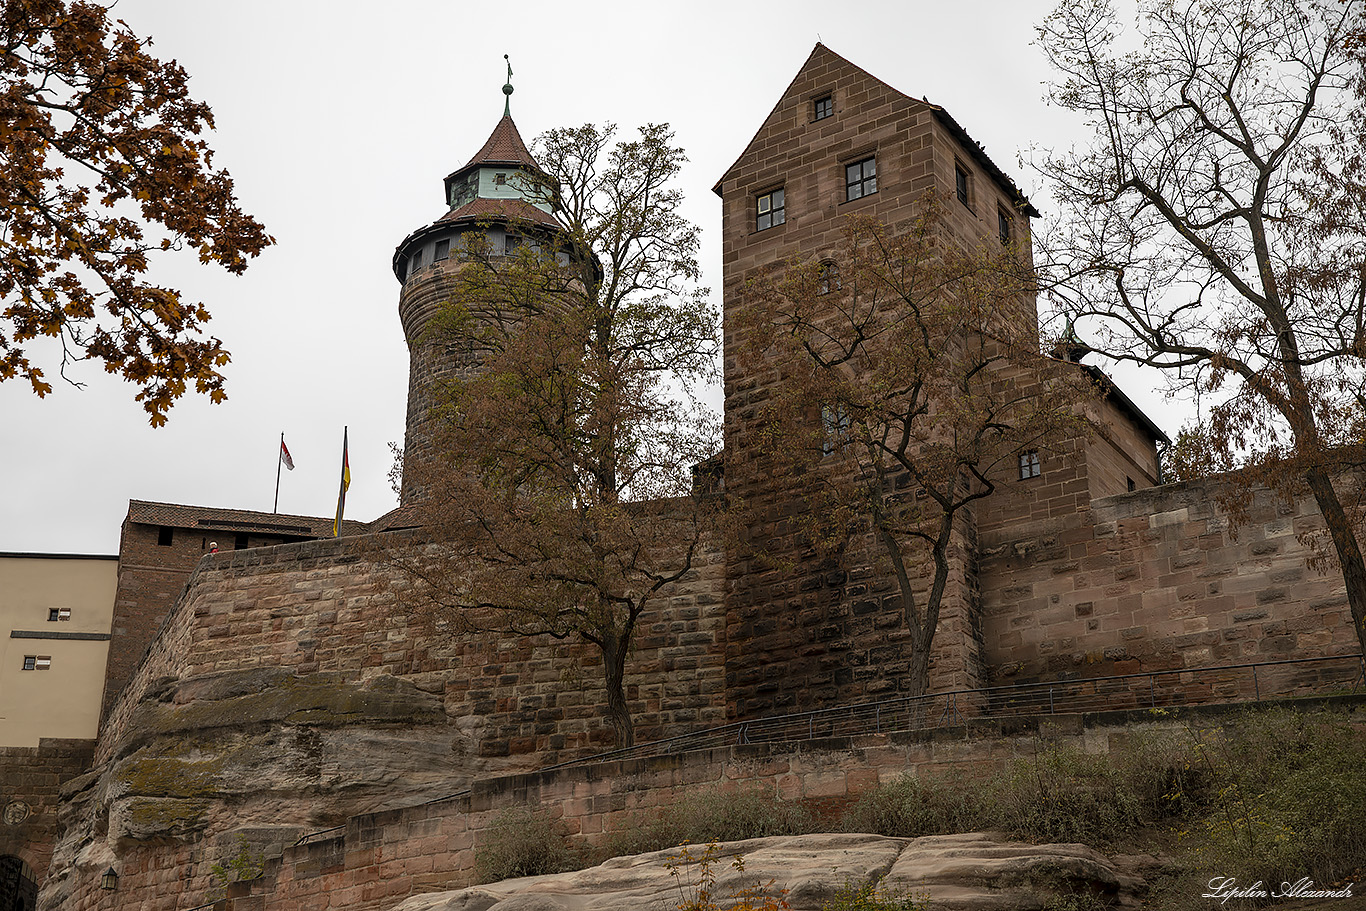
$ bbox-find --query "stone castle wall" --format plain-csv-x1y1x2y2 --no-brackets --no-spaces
50,528,729,911
99,530,728,768
54,470,1366,911
138,702,1363,911
982,475,1363,685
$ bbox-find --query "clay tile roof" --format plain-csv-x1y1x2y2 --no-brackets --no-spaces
367,504,425,533
437,196,563,232
452,115,540,176
125,500,367,537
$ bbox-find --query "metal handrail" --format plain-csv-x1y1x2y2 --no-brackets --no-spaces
292,824,345,847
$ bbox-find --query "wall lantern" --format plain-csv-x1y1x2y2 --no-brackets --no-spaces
100,867,118,891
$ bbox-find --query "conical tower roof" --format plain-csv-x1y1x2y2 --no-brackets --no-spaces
450,114,540,178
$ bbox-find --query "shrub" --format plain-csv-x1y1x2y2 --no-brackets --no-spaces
839,774,981,837
474,806,576,883
206,835,265,901
1190,710,1366,889
983,746,1147,846
607,788,814,858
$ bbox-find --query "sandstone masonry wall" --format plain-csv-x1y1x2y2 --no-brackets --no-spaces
982,476,1363,684
99,531,727,768
0,739,94,888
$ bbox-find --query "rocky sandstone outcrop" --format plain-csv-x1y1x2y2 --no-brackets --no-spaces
388,833,1153,911
43,667,485,909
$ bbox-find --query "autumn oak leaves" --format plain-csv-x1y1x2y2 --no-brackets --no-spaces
0,0,271,424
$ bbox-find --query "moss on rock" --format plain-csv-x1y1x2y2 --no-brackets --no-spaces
116,797,211,840
114,755,227,798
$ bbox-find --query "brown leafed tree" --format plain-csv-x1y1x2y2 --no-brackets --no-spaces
0,0,272,424
739,206,1091,700
398,124,718,749
1036,0,1366,655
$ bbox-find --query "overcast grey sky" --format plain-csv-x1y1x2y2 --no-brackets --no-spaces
0,0,1169,555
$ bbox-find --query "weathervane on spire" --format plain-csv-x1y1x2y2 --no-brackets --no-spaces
503,54,514,117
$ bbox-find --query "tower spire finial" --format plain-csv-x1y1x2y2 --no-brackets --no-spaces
503,54,514,117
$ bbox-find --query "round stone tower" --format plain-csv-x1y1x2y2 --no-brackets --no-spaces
393,92,563,506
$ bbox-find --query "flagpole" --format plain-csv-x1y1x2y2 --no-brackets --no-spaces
334,426,350,538
274,431,283,514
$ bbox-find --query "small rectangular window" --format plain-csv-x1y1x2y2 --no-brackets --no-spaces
846,157,877,201
504,234,522,255
48,607,70,622
1019,451,1041,480
998,208,1012,245
955,164,970,206
35,656,50,670
434,238,450,261
157,526,174,547
822,404,852,455
818,261,840,295
48,608,60,622
494,173,507,186
813,95,833,121
234,533,250,551
1127,476,1136,492
411,248,423,271
756,188,785,231
22,656,35,671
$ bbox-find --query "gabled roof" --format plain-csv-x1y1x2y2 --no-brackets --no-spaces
1078,365,1171,445
713,43,1038,217
125,500,366,537
449,115,540,179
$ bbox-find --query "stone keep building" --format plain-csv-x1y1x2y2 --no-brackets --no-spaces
716,45,1169,717
7,45,1364,911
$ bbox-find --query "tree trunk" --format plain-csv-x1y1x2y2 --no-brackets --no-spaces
905,634,932,730
600,635,635,749
1304,469,1366,657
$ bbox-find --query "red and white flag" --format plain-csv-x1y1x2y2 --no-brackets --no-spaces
280,439,295,471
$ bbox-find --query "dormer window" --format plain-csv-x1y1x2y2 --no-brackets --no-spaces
449,172,477,209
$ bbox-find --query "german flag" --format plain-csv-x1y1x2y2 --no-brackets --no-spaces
334,427,350,537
